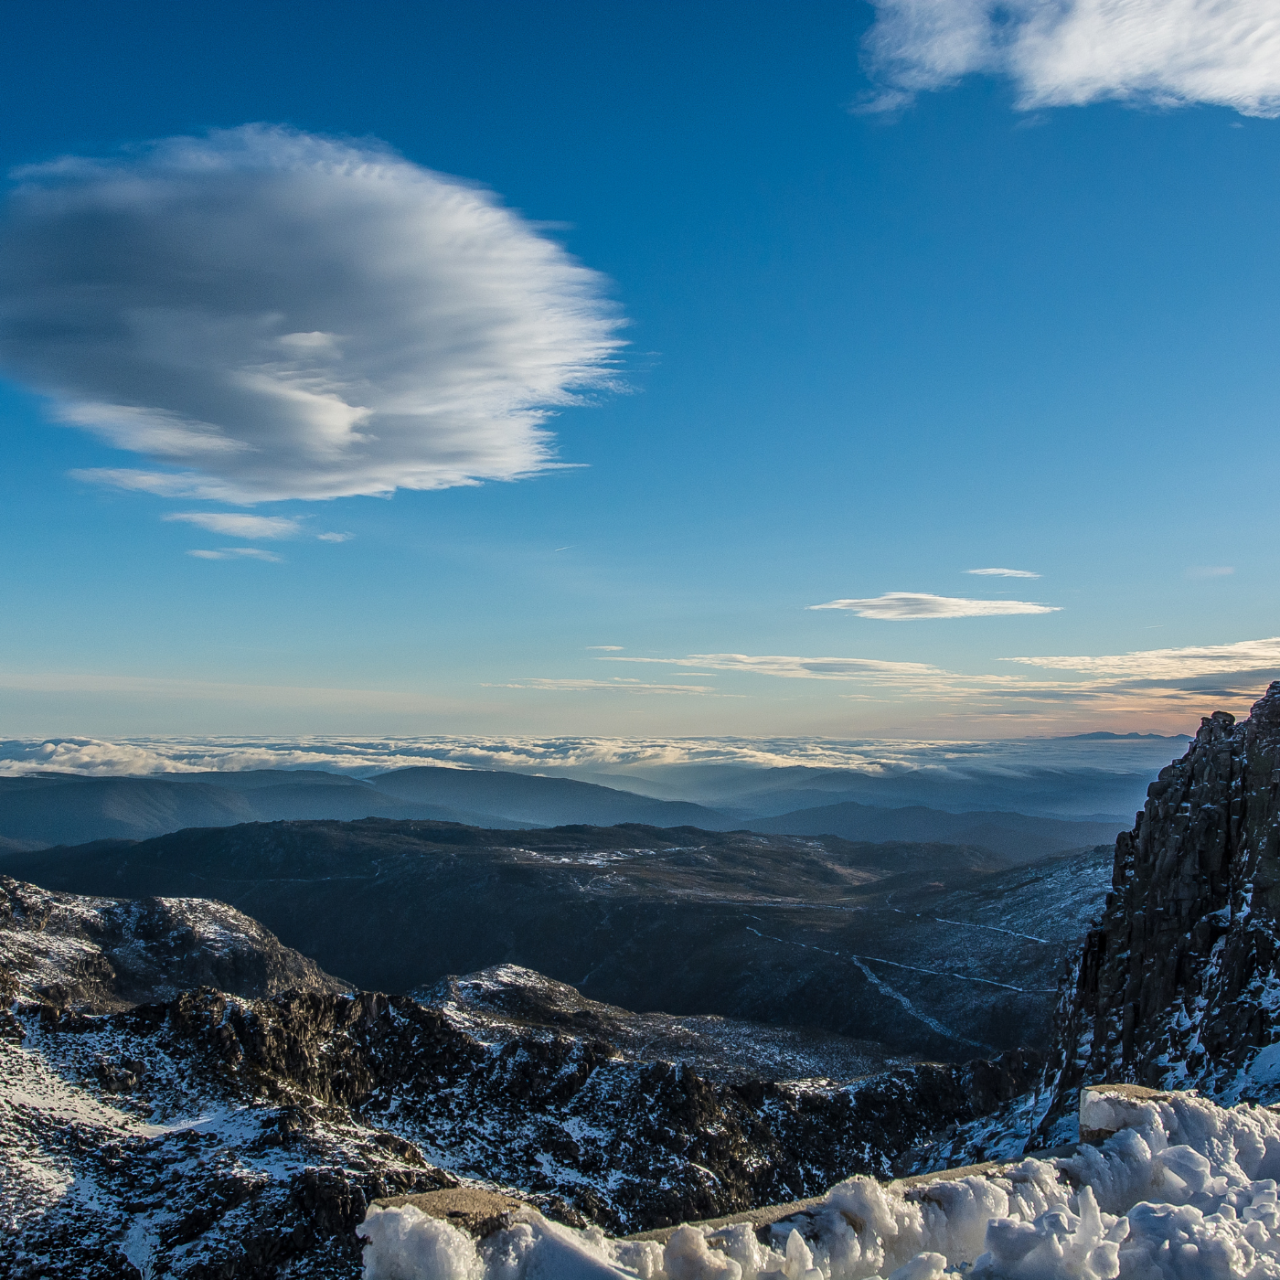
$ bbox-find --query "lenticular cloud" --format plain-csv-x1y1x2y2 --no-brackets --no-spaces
0,126,624,502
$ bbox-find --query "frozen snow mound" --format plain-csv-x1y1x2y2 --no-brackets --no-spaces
359,1084,1280,1278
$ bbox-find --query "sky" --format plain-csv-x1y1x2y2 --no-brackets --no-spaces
1,0,1279,743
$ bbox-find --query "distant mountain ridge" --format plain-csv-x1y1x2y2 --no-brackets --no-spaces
0,764,1132,862
748,801,1124,862
369,764,726,828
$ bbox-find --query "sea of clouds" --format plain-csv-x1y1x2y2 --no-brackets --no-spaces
0,732,1186,782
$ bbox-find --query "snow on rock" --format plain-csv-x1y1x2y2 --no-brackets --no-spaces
358,1085,1280,1279
0,874,346,1010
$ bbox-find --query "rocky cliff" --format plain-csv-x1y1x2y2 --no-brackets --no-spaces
1044,681,1280,1120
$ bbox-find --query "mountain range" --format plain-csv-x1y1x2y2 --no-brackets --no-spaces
0,763,1126,862
0,872,1041,1277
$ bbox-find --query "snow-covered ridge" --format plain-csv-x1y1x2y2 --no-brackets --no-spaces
0,874,346,1010
360,1084,1280,1279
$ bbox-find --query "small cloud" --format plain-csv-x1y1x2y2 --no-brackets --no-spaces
601,653,942,681
484,677,713,695
70,468,223,498
316,532,353,543
1187,566,1234,579
808,593,1060,619
165,512,299,539
187,547,282,562
586,645,624,651
965,568,1041,579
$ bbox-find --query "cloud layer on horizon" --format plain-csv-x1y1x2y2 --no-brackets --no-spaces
0,126,623,502
0,729,1189,779
862,0,1280,117
809,592,1059,618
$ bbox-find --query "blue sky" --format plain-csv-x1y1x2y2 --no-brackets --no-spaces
1,1,1279,740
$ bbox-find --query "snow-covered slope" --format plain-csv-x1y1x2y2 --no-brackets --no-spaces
421,963,905,1083
0,886,1041,1277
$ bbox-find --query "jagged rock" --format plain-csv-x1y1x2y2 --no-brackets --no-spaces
1042,681,1280,1125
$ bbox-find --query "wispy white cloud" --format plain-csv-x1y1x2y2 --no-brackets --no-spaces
484,677,715,695
164,512,300,539
1005,636,1280,678
862,1,1280,117
187,547,282,562
0,125,623,502
316,532,353,543
1187,565,1234,578
586,645,624,651
808,592,1060,619
599,637,1280,724
966,567,1041,579
601,652,945,682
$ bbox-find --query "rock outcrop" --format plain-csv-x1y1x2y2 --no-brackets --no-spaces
0,875,349,1011
1044,681,1280,1120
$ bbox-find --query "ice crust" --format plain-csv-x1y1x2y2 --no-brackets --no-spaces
359,1089,1280,1279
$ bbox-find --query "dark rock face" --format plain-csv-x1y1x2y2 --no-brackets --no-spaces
1044,681,1280,1115
0,875,349,1010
